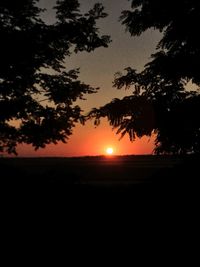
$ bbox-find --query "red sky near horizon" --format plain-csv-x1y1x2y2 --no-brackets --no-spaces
17,120,154,157
15,0,159,157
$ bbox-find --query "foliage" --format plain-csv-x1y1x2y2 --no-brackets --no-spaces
0,0,110,154
89,0,200,154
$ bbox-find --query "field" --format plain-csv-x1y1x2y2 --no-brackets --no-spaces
1,154,199,216
1,154,199,187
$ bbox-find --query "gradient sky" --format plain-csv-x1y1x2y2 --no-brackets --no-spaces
17,0,161,157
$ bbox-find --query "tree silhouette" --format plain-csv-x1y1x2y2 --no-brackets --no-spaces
0,0,110,154
89,0,200,154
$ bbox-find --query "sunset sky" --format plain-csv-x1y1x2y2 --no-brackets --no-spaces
17,0,161,157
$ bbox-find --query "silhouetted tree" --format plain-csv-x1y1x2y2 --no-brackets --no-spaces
89,0,200,154
0,0,110,154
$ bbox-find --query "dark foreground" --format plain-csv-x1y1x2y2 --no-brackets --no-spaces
1,155,199,223
1,154,199,191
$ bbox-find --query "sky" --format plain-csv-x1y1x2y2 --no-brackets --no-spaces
17,0,161,157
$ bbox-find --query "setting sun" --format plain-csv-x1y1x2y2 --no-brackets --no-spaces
106,147,114,155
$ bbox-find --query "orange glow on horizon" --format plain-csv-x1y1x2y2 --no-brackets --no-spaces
15,120,155,157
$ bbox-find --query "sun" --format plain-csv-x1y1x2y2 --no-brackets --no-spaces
106,147,114,155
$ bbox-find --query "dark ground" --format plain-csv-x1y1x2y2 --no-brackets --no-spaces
1,155,199,237
1,154,199,197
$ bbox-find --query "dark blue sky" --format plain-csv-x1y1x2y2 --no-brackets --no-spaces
38,0,161,112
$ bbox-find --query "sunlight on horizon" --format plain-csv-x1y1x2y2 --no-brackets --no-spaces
106,147,114,155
